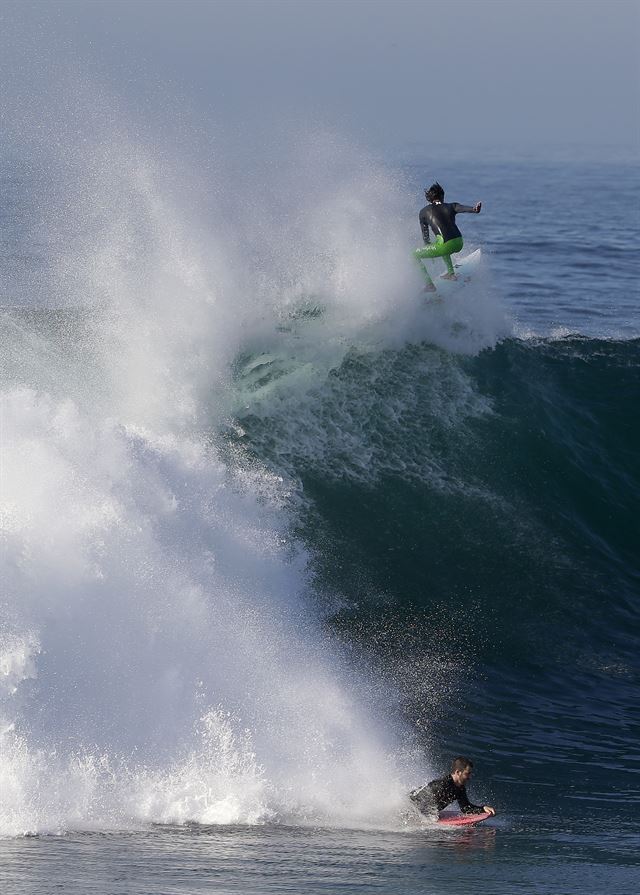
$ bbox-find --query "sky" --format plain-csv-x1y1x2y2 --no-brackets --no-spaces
1,0,639,160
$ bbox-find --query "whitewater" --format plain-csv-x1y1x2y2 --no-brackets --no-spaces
1,120,454,835
1,85,639,895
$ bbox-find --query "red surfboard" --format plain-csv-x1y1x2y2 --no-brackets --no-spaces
437,811,492,826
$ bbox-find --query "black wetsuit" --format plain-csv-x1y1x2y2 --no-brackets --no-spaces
419,202,477,244
409,775,485,816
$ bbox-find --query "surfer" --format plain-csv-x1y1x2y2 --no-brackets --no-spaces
409,756,496,817
415,182,482,292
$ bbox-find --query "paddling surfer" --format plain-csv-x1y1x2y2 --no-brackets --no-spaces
409,756,496,817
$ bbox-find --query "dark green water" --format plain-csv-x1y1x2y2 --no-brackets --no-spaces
239,334,640,817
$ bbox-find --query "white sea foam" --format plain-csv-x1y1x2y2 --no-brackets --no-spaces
0,111,451,836
0,377,419,834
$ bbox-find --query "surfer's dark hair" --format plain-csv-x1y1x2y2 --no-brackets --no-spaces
425,182,445,202
451,756,473,772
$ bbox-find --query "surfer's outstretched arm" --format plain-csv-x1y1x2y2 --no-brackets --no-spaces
458,785,496,816
457,785,487,815
452,202,482,214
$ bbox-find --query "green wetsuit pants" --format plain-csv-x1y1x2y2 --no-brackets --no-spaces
414,235,463,286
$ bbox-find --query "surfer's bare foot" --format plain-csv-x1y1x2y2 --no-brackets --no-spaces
440,272,457,281
422,283,437,293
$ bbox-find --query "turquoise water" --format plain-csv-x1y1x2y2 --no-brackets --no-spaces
1,151,638,893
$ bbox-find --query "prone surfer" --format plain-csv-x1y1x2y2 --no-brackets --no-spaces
415,182,482,292
409,756,496,818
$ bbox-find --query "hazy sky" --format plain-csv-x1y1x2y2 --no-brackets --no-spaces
2,0,639,159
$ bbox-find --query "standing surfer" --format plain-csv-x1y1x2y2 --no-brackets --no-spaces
415,182,482,292
409,756,496,817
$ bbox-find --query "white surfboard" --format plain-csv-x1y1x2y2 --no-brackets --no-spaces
423,248,482,299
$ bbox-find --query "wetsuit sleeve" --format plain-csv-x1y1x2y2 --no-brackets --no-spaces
451,203,477,214
457,786,485,815
419,208,431,244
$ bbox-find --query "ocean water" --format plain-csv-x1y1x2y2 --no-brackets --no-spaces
0,128,639,895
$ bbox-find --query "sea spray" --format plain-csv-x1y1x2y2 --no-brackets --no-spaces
0,116,457,835
0,371,422,833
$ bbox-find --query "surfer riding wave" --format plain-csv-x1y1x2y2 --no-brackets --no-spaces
414,182,482,292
